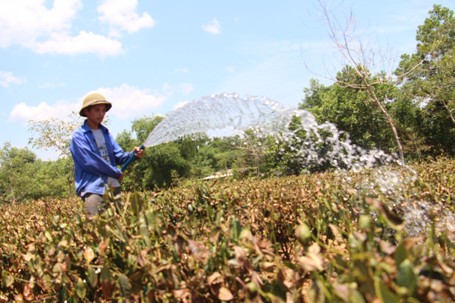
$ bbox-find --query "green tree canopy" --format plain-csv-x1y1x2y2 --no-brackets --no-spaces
395,4,455,154
300,66,397,153
0,143,70,202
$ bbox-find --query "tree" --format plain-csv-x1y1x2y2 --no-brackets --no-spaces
387,95,429,159
210,137,244,172
28,114,80,159
235,129,270,177
116,130,137,152
143,143,191,188
0,143,73,203
302,67,398,150
28,115,82,195
395,5,455,155
0,143,37,203
132,115,165,144
316,0,406,162
117,115,192,190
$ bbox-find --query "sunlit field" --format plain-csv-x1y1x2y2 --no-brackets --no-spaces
1,158,454,302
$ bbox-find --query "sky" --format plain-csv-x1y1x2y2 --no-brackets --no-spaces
1,0,454,160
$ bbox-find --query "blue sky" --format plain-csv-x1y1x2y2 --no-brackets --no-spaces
1,0,454,160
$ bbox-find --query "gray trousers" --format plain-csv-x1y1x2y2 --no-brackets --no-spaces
82,187,122,217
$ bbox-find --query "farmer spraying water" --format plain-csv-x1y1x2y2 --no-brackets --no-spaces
70,92,145,218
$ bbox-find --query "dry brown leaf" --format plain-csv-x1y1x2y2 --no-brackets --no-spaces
234,246,247,265
98,239,109,255
187,239,209,262
83,246,95,264
207,272,223,285
173,289,191,303
218,287,234,301
23,283,34,301
298,255,323,272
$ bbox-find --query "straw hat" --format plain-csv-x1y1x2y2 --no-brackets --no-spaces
79,92,112,117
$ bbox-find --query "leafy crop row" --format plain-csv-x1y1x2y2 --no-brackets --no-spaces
1,158,454,302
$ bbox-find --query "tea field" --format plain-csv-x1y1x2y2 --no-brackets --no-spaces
1,158,454,302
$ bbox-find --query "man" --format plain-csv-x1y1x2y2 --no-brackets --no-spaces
70,92,144,217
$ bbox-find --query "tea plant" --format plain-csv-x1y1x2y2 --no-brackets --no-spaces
1,158,453,302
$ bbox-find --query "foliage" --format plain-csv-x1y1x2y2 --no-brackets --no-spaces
317,1,406,162
117,116,263,189
301,68,399,154
395,4,455,155
32,157,74,199
0,143,37,203
387,95,430,160
0,143,73,203
117,116,168,191
187,136,244,178
142,142,192,189
132,116,165,144
28,115,81,159
1,158,453,302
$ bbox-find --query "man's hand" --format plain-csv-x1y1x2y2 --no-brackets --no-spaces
134,146,145,158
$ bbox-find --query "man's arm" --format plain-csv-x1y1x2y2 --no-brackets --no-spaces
71,133,123,179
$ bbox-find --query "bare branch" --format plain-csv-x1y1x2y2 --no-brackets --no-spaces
316,0,405,163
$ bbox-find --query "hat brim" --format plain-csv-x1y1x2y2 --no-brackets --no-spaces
79,101,112,117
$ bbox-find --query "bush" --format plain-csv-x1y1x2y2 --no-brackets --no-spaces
1,158,454,302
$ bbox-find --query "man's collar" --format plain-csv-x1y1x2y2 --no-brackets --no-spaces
82,119,109,133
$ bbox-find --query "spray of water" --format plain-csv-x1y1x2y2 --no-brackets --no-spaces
144,93,293,147
144,93,398,170
142,92,454,237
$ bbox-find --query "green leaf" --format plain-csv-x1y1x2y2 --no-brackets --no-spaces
1,270,14,288
45,230,53,242
43,274,53,291
397,259,417,294
359,215,371,230
230,220,242,241
375,277,398,303
118,273,132,297
130,192,144,215
145,210,159,233
139,214,151,247
295,223,312,244
76,278,87,299
393,242,408,266
106,224,126,243
101,266,112,282
23,252,35,262
87,266,98,288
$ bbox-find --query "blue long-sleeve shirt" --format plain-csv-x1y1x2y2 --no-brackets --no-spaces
70,120,132,197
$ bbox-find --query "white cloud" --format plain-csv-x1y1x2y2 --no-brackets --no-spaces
0,0,153,56
34,31,123,56
202,18,221,35
98,0,155,37
98,84,165,119
9,101,78,122
0,0,82,48
9,84,166,122
0,71,25,87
